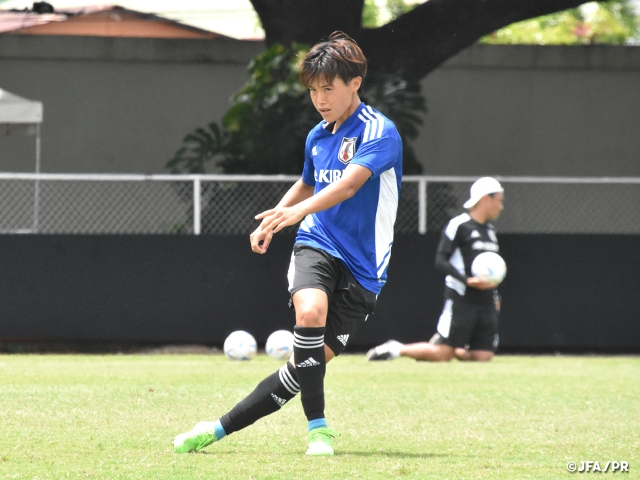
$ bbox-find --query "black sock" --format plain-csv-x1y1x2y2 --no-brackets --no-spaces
293,326,326,421
219,362,300,435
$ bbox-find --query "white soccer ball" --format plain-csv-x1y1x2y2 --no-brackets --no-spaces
471,252,507,285
265,330,294,361
223,330,257,361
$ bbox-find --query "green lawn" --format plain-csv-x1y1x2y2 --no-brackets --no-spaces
0,354,638,479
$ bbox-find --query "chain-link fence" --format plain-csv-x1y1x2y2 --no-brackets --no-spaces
409,176,640,235
1,173,639,235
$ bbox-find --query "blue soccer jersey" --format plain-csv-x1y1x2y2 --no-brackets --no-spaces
296,102,403,294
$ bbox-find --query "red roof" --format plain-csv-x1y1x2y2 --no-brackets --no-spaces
0,5,231,38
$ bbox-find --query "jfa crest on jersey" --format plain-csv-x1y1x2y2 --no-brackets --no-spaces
338,137,357,164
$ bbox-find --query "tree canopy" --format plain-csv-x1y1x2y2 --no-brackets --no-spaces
359,0,639,46
250,0,597,79
482,1,640,45
168,0,639,175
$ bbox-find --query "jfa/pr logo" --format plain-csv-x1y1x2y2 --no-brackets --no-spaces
566,461,629,473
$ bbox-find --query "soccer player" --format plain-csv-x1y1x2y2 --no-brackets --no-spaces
366,177,504,363
173,31,403,456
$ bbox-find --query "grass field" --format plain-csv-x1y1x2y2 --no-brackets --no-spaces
0,354,638,479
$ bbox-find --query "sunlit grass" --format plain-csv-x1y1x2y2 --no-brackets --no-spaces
0,354,638,479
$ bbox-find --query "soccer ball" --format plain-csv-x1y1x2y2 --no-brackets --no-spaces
471,252,507,285
265,330,294,361
223,330,257,361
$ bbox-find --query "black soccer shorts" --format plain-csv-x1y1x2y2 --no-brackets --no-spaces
287,244,377,356
436,297,499,351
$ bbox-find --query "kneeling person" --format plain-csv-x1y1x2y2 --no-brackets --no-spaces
367,177,504,363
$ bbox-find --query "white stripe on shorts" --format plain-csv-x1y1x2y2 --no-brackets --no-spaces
436,299,453,338
287,250,296,293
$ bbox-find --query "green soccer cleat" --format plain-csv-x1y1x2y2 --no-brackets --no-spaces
173,421,218,453
305,428,338,456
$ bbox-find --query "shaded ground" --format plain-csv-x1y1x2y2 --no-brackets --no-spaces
0,340,636,355
0,340,220,354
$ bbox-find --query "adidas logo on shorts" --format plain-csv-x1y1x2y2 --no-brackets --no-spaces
271,393,287,407
337,334,350,346
296,357,320,368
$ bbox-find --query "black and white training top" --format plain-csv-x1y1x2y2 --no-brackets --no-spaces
434,213,499,305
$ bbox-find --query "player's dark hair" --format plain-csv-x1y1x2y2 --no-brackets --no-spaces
299,31,367,88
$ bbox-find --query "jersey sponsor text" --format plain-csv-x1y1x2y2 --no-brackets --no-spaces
472,240,499,252
314,169,343,183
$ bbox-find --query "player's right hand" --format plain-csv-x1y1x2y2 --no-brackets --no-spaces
250,225,273,254
466,277,498,290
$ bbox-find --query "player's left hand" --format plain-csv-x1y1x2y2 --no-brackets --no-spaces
250,225,274,254
467,277,498,290
255,206,304,234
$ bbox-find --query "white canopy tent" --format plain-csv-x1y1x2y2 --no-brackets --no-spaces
0,88,44,231
0,87,43,168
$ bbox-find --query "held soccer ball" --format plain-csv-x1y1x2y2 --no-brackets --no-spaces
471,252,507,285
223,330,257,361
265,330,294,361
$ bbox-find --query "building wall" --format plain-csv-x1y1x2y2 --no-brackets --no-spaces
418,45,640,176
1,35,639,176
0,35,263,174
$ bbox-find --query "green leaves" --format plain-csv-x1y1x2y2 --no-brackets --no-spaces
362,0,417,27
166,122,230,174
481,0,640,45
167,44,317,175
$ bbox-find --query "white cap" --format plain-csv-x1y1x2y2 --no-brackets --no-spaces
463,177,503,209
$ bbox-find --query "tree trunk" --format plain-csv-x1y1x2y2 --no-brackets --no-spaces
250,0,587,78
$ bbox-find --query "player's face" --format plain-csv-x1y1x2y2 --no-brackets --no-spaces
486,192,504,220
308,76,362,127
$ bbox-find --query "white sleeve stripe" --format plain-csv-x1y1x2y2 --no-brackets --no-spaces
361,108,386,141
367,106,384,139
359,107,387,142
363,120,371,143
370,118,379,142
358,113,372,142
360,108,378,143
375,113,384,139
